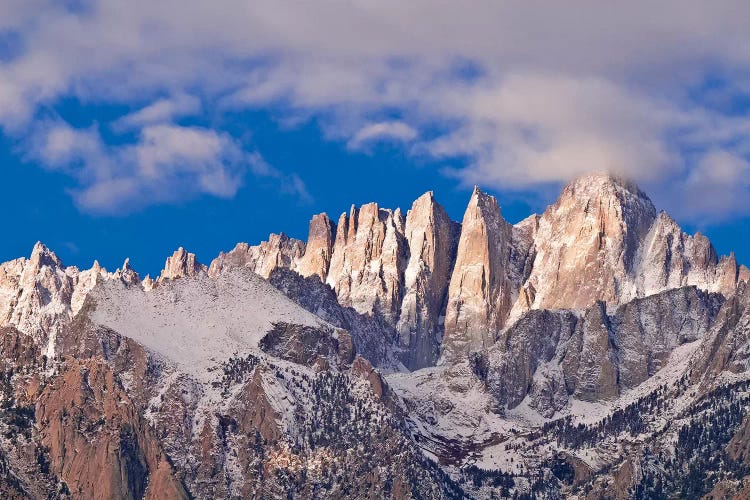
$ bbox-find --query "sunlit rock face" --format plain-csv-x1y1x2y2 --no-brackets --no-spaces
295,213,336,281
440,187,534,363
0,242,140,359
515,173,658,313
512,173,746,320
396,192,459,369
209,233,305,279
325,202,408,324
159,247,207,282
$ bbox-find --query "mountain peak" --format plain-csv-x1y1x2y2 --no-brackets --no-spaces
29,241,62,269
113,258,140,286
468,185,504,219
551,172,657,235
562,172,652,206
409,191,440,215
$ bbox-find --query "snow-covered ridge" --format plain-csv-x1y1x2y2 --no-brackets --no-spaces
87,267,331,381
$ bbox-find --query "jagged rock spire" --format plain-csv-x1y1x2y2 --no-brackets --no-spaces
326,202,407,324
396,191,459,369
159,247,207,282
439,187,529,363
296,213,336,281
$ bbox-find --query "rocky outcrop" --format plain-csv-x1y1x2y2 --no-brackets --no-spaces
350,355,385,398
326,203,408,324
396,192,459,370
158,247,207,282
483,286,723,416
514,173,747,319
259,322,355,368
0,243,76,360
208,233,305,279
440,188,533,363
0,243,142,360
295,213,336,280
637,211,745,297
36,359,188,499
268,268,404,371
690,281,750,379
112,258,140,287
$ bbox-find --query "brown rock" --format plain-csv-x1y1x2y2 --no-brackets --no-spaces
234,368,283,442
36,359,187,500
351,355,384,399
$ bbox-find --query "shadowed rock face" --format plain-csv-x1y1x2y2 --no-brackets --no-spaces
267,268,404,371
690,281,750,379
483,286,724,416
259,322,354,368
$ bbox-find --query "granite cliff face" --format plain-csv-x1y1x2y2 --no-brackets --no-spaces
205,173,746,370
481,285,724,416
513,175,743,318
295,213,336,280
516,175,658,312
325,203,408,324
2,173,750,498
397,192,459,369
440,187,533,363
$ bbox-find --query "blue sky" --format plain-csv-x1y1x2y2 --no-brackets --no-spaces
2,1,750,275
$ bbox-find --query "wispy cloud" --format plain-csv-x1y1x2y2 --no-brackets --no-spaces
28,121,309,214
348,121,417,150
113,94,201,131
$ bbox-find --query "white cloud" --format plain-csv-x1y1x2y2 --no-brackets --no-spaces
5,1,750,218
113,94,201,130
664,150,750,222
348,121,417,150
29,121,308,214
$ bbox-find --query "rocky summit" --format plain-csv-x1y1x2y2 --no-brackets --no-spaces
1,173,750,498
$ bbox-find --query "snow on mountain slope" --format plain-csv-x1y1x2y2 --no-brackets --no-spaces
87,267,330,380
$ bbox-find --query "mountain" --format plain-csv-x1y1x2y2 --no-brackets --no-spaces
1,172,750,498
